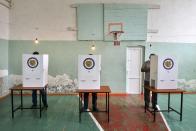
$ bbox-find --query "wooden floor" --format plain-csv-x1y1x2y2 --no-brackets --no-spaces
0,94,168,131
0,95,99,131
91,94,168,131
158,94,196,131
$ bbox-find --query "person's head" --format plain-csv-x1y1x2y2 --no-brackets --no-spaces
33,51,39,55
149,53,155,59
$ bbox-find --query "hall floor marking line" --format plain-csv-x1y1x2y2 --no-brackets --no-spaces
77,95,104,131
157,105,171,131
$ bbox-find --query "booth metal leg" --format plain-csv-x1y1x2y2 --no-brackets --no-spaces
108,93,110,122
153,108,156,122
39,90,42,118
79,93,82,122
20,90,23,110
168,93,170,112
11,90,14,118
180,92,183,121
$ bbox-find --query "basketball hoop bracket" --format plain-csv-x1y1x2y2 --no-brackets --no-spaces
108,22,124,46
109,31,124,46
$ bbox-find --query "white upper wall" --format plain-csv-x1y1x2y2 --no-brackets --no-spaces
9,0,196,43
0,0,9,39
10,0,77,41
147,0,196,43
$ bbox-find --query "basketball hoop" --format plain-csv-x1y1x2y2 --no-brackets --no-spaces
108,22,124,46
109,31,124,46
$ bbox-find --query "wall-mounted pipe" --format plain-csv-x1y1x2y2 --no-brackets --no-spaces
0,0,11,9
5,0,11,2
0,2,10,9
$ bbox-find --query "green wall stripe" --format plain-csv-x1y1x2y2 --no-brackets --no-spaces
0,39,8,69
145,42,196,80
8,40,196,92
9,40,145,92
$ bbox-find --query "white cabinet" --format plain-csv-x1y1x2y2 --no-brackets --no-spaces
150,55,178,89
23,54,48,87
78,55,101,90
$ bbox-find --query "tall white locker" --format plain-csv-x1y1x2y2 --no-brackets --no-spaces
78,55,101,90
150,55,178,89
23,54,48,87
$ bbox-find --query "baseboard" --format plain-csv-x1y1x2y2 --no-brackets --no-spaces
0,93,10,100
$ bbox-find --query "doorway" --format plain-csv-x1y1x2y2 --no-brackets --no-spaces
126,46,144,94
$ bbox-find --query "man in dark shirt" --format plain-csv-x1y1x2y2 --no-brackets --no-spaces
141,56,151,108
141,54,157,109
31,51,48,108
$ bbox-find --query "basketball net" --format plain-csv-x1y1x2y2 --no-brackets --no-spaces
110,31,124,46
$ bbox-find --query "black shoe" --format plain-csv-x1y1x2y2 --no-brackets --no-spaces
153,106,158,110
43,104,48,109
31,105,37,108
84,108,88,111
82,107,88,111
145,103,149,108
93,107,99,112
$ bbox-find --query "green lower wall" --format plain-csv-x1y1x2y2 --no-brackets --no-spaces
9,40,145,93
145,42,196,80
0,39,9,96
8,40,196,92
0,39,8,69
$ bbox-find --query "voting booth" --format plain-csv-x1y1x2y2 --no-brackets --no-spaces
78,55,101,90
150,55,178,89
23,54,48,87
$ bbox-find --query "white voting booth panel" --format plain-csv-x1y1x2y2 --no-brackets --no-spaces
150,55,178,89
78,55,101,90
23,54,48,87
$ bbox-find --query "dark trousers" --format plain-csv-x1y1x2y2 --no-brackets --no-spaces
84,93,97,110
144,81,150,107
32,89,48,106
144,81,158,109
152,92,157,109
